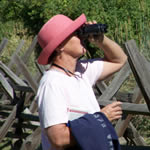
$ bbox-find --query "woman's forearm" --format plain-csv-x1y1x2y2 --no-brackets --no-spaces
98,35,127,65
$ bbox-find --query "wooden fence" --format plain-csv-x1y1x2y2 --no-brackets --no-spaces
0,36,150,150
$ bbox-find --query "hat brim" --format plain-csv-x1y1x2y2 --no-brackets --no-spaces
37,14,86,65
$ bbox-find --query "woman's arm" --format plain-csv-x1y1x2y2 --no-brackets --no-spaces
98,35,127,80
87,21,127,81
45,123,76,149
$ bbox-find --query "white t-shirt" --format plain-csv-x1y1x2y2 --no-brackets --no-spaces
36,58,103,150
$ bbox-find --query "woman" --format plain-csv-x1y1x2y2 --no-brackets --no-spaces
36,13,127,150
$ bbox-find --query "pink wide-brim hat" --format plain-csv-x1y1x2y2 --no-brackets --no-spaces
37,14,86,65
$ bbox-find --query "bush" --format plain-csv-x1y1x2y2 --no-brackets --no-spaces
0,0,150,57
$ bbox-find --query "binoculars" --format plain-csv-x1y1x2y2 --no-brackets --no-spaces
76,23,108,39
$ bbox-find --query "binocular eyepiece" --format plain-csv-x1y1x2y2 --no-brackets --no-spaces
76,23,108,39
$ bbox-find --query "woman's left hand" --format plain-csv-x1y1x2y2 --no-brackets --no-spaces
100,101,122,121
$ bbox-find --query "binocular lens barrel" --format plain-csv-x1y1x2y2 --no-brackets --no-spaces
77,23,108,38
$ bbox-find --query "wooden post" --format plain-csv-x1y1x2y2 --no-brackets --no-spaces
0,105,17,142
124,40,150,111
99,100,150,116
0,61,27,86
13,54,38,93
8,39,25,69
20,127,41,150
0,38,8,56
0,73,14,99
97,62,131,102
21,36,37,64
115,85,143,137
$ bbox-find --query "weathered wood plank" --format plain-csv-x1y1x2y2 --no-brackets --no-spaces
124,40,150,111
95,81,107,95
0,111,39,122
0,120,38,131
4,131,29,139
115,91,133,103
13,54,38,93
8,39,25,69
29,99,38,113
35,61,45,75
0,38,8,55
35,61,50,75
115,85,143,137
0,104,13,110
99,100,150,116
22,36,37,64
97,62,131,102
95,88,134,102
0,61,27,86
20,127,41,150
24,93,35,106
10,83,33,93
0,105,17,142
0,73,14,99
129,122,147,146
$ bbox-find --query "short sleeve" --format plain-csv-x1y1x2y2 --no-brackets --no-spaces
77,58,104,86
37,81,68,128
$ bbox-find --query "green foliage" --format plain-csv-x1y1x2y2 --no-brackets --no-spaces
0,0,150,57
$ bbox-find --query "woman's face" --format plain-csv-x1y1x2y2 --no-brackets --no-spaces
61,33,87,59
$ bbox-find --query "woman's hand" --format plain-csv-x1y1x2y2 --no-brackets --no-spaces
86,21,104,45
101,101,122,121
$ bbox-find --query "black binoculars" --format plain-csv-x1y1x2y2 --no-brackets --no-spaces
76,23,108,39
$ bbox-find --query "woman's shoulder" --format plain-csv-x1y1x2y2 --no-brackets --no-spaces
39,69,67,86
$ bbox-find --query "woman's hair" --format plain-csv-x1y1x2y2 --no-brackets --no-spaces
48,40,66,64
48,50,58,64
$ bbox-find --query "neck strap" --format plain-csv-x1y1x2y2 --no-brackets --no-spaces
52,63,76,76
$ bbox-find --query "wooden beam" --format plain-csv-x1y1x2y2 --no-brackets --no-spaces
35,61,45,75
95,81,107,95
20,127,41,150
0,61,27,86
4,131,29,139
13,54,38,93
124,40,150,111
97,62,131,102
0,105,17,142
0,104,13,110
10,83,33,93
0,111,38,122
29,99,38,113
115,91,133,103
129,123,147,146
99,100,150,116
0,73,14,99
115,85,143,137
0,38,8,55
22,36,37,64
8,39,25,69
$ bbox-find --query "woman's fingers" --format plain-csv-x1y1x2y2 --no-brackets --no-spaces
111,101,122,107
86,20,97,25
101,101,123,121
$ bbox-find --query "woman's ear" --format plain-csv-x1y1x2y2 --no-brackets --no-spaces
56,44,64,53
59,46,64,52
